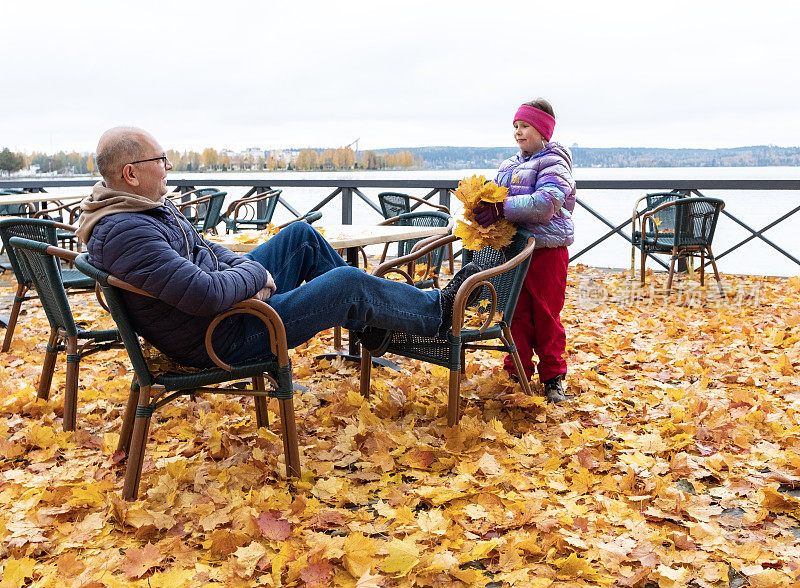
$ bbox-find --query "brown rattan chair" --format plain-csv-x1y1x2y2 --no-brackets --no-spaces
8,238,122,431
0,218,95,352
360,228,536,426
222,189,282,233
74,253,301,500
638,196,725,293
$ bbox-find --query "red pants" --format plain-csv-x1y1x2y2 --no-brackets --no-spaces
503,246,568,382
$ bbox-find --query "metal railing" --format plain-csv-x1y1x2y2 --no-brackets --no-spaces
2,177,799,272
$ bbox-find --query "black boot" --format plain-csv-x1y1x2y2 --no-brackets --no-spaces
438,262,484,337
544,375,568,403
354,327,393,357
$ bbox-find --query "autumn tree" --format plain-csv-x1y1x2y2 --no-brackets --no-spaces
0,148,25,173
201,148,219,170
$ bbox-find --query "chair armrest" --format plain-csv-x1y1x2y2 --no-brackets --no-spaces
448,235,536,336
33,200,76,219
373,234,458,282
204,299,289,371
225,189,279,219
175,192,217,211
639,199,681,242
405,193,450,214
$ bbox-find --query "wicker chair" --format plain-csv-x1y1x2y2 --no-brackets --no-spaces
638,196,725,293
8,238,121,431
378,192,454,272
74,253,301,500
360,228,536,426
175,190,228,234
222,189,282,233
0,218,95,352
631,191,688,276
377,211,453,289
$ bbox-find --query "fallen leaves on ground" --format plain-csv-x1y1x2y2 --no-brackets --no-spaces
1,266,800,586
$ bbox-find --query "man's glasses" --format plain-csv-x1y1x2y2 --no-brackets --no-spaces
127,155,169,167
121,155,170,178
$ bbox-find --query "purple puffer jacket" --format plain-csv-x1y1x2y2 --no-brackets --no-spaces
495,141,576,248
86,200,268,367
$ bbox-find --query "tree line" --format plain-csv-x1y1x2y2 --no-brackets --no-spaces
0,148,94,175
6,144,800,175
0,146,420,174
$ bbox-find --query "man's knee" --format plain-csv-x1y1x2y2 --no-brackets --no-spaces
282,221,316,240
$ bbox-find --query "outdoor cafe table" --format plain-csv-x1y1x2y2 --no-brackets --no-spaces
0,194,86,207
212,223,451,362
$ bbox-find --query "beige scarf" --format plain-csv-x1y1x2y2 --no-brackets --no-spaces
76,181,166,244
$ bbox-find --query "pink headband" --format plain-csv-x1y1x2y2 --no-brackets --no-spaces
514,105,555,141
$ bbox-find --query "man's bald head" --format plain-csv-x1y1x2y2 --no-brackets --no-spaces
96,127,154,185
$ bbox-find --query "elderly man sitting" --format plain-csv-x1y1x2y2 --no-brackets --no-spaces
76,127,480,367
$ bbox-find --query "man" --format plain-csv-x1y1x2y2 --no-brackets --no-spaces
77,127,480,368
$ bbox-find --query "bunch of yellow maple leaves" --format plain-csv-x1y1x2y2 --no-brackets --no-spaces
452,175,517,251
0,268,799,587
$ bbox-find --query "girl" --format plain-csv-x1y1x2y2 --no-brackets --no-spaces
474,98,576,402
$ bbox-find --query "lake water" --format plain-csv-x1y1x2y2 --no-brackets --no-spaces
48,166,800,277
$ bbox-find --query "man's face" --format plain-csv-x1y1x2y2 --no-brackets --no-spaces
126,135,172,200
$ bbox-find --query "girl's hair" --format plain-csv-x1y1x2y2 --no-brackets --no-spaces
523,98,555,120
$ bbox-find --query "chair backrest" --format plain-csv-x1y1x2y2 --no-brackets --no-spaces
643,192,685,234
198,191,228,232
177,188,220,221
7,237,78,336
673,197,725,248
0,203,34,216
379,192,411,219
74,254,156,388
463,228,535,325
393,211,452,278
0,218,60,287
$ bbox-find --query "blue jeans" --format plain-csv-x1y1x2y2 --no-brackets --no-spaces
224,222,442,363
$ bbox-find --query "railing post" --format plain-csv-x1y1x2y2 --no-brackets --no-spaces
342,187,353,224
438,188,450,210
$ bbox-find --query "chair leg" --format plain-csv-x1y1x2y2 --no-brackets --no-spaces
123,383,154,501
640,247,647,286
333,326,342,349
253,376,269,429
501,325,533,396
447,243,455,274
447,369,462,427
2,284,27,352
63,335,80,431
278,398,301,478
360,350,372,397
117,379,139,454
666,250,678,293
707,247,724,295
37,329,60,402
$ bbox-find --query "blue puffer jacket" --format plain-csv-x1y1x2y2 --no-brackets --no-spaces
495,141,576,248
86,200,268,367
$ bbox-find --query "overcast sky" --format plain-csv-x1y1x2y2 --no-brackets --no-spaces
2,0,799,154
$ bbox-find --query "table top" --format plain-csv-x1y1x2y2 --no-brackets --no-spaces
211,223,450,252
0,194,87,206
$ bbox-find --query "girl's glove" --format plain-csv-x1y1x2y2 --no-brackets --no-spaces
473,201,504,227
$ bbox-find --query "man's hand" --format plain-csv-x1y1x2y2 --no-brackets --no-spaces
473,201,504,228
254,270,277,301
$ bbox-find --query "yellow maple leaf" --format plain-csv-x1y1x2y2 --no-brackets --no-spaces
0,557,36,588
344,533,377,578
452,175,516,251
381,538,420,576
